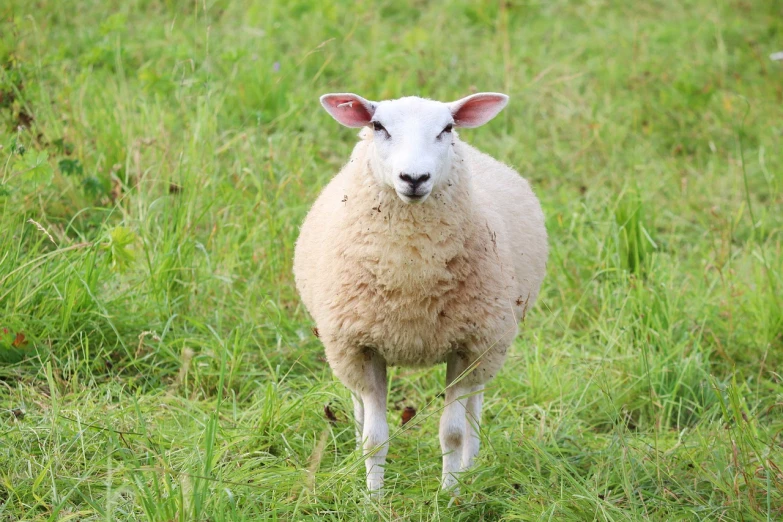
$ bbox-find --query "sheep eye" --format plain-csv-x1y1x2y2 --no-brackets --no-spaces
438,124,453,139
372,121,389,136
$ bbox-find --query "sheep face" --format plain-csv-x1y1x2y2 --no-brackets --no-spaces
369,97,454,204
320,93,509,204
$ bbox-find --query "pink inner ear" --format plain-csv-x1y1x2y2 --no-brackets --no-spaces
453,95,507,128
323,96,373,127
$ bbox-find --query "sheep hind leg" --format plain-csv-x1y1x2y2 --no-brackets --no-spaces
462,384,484,470
351,394,364,450
440,352,472,491
357,351,388,494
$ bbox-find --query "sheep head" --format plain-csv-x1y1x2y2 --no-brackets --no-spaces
320,92,508,204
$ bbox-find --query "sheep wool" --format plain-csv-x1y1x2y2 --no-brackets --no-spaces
294,130,547,393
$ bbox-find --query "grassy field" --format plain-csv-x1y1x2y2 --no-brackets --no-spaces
1,0,782,519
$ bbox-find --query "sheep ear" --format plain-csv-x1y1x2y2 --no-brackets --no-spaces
320,93,377,128
448,93,509,128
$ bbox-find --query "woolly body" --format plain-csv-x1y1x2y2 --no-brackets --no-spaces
294,130,547,392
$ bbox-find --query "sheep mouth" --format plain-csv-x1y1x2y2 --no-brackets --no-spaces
397,191,429,204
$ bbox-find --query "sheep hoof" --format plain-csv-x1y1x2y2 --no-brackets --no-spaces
441,473,460,493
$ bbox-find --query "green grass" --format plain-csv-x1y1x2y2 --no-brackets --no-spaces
1,0,782,519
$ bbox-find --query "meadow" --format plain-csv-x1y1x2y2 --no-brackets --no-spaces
1,0,782,519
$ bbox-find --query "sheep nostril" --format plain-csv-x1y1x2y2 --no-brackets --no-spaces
399,173,431,187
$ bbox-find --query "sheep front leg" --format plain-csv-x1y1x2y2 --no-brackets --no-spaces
358,351,388,493
440,352,472,490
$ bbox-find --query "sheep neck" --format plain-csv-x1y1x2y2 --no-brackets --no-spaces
341,138,477,295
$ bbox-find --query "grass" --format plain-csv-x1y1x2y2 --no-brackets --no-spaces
1,0,782,519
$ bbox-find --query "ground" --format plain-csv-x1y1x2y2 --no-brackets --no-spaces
1,1,782,520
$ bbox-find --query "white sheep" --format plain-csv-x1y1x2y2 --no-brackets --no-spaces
293,92,548,492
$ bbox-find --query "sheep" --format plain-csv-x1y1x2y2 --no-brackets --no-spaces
293,92,548,493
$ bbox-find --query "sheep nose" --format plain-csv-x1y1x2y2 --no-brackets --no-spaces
399,172,431,190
